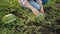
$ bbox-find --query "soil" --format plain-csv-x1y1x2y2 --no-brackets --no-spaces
56,2,60,9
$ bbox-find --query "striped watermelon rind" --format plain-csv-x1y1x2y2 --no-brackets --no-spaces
1,14,17,24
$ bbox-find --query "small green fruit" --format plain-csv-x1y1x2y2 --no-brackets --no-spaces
36,13,45,22
1,14,17,24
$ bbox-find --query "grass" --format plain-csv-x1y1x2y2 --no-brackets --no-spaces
0,0,60,34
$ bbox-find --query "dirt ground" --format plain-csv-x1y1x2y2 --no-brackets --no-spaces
56,2,60,9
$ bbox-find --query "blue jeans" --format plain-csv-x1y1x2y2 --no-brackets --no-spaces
29,0,48,10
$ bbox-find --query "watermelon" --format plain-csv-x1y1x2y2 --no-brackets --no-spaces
1,14,17,24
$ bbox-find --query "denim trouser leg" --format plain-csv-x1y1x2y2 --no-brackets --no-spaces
29,0,48,4
29,0,48,10
42,0,49,5
29,1,40,10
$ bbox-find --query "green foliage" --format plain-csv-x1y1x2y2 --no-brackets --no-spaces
35,13,45,23
0,0,60,34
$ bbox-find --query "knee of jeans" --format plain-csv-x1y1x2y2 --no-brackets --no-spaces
29,1,41,10
42,0,49,5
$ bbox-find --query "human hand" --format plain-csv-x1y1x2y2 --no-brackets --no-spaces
41,7,44,14
37,0,44,14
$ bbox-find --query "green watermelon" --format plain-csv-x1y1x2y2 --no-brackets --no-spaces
1,14,17,24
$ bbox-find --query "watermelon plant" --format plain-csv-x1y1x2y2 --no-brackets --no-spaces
0,0,60,34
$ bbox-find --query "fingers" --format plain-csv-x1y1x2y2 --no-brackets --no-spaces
41,7,44,14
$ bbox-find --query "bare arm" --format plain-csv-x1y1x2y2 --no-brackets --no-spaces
25,1,40,16
28,4,40,16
